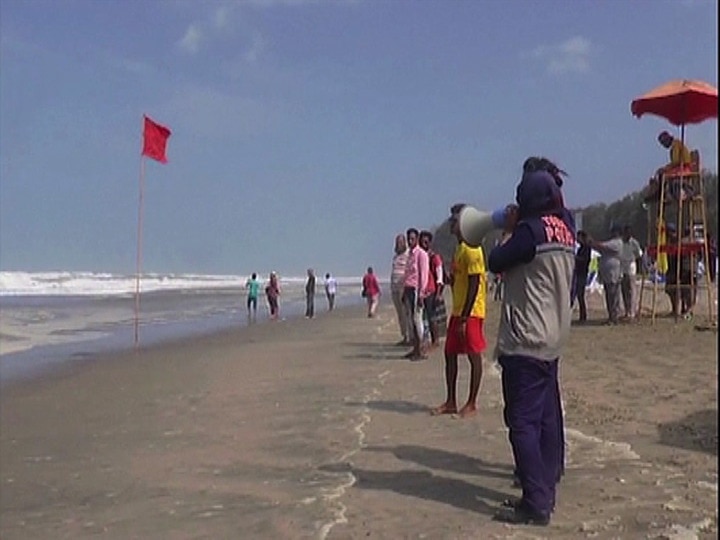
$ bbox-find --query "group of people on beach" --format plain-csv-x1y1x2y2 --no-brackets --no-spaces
243,270,338,322
389,156,574,526
389,228,447,360
574,130,717,324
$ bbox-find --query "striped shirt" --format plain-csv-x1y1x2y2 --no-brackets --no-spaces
391,250,409,292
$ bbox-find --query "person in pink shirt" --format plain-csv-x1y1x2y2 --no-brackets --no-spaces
402,227,430,360
362,266,381,318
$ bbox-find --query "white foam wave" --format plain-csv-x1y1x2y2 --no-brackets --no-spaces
0,271,364,297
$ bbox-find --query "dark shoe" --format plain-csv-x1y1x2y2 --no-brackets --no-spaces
408,354,428,362
395,339,411,346
403,350,417,359
493,504,550,526
502,497,556,513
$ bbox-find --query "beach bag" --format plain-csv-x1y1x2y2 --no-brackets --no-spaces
361,287,367,298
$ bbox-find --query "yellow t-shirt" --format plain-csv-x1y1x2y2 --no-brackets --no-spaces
670,139,692,167
451,242,487,318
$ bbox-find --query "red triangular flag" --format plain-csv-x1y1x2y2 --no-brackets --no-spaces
142,115,171,164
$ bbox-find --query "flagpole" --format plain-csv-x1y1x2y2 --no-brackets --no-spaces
134,155,146,348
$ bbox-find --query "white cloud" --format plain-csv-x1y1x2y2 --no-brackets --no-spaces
243,33,265,64
528,36,593,75
213,6,230,29
176,0,357,57
178,24,203,54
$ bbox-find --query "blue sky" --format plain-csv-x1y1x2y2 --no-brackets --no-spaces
1,0,717,277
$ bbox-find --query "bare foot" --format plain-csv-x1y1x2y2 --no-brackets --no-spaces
456,403,477,418
430,402,457,416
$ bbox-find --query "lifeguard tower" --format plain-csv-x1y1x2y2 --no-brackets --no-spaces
642,152,715,323
631,79,717,325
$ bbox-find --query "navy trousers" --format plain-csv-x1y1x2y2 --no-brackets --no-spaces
499,354,563,516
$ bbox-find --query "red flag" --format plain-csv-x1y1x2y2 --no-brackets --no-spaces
142,115,171,164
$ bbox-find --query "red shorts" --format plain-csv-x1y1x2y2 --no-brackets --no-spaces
444,316,486,355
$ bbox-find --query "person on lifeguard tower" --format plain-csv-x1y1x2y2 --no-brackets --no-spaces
643,131,696,202
657,130,692,171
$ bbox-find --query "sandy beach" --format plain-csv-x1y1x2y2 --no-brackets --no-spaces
1,292,717,539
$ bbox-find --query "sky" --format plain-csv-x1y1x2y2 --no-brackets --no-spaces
1,0,717,278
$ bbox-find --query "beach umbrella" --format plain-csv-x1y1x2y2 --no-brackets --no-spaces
631,79,717,126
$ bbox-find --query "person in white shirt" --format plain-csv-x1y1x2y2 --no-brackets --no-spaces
620,226,643,319
324,273,338,311
390,234,412,345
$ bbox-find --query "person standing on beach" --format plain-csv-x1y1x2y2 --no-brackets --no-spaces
431,204,487,418
390,234,412,346
402,228,430,360
591,226,623,325
245,272,261,322
362,267,381,318
266,272,281,320
620,226,643,319
489,162,575,526
571,231,591,323
305,268,316,319
324,273,337,311
419,230,444,350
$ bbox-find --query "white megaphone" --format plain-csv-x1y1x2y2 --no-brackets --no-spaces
458,206,506,247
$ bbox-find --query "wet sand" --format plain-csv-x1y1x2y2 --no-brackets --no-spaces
1,293,717,539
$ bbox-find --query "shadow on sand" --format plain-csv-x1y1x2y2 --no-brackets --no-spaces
344,399,430,415
658,409,718,455
318,462,509,516
570,319,614,328
364,444,514,479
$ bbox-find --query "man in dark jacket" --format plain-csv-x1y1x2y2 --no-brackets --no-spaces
489,163,575,526
572,230,591,323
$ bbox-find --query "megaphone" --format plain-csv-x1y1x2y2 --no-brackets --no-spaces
458,206,506,247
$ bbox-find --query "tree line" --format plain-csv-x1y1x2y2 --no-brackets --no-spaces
430,171,717,263
574,170,717,246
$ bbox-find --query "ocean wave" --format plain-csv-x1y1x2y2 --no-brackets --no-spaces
0,271,365,297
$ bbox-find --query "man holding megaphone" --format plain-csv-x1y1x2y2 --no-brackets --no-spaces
484,158,575,526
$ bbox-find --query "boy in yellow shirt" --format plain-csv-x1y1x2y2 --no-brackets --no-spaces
430,203,487,418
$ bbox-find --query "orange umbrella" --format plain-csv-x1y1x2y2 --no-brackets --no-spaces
631,79,717,126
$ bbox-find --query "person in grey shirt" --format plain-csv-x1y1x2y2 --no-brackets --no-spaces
620,226,643,319
591,226,624,325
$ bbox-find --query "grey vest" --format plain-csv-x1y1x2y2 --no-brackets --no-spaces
496,243,575,361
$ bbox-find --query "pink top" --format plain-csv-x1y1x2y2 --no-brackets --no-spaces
403,247,430,298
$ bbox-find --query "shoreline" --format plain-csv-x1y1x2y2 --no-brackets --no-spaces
0,291,364,385
1,299,717,539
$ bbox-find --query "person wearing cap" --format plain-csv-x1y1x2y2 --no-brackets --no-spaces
488,160,574,526
430,204,487,418
591,225,624,325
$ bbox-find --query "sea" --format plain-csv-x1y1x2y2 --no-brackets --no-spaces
0,271,368,383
